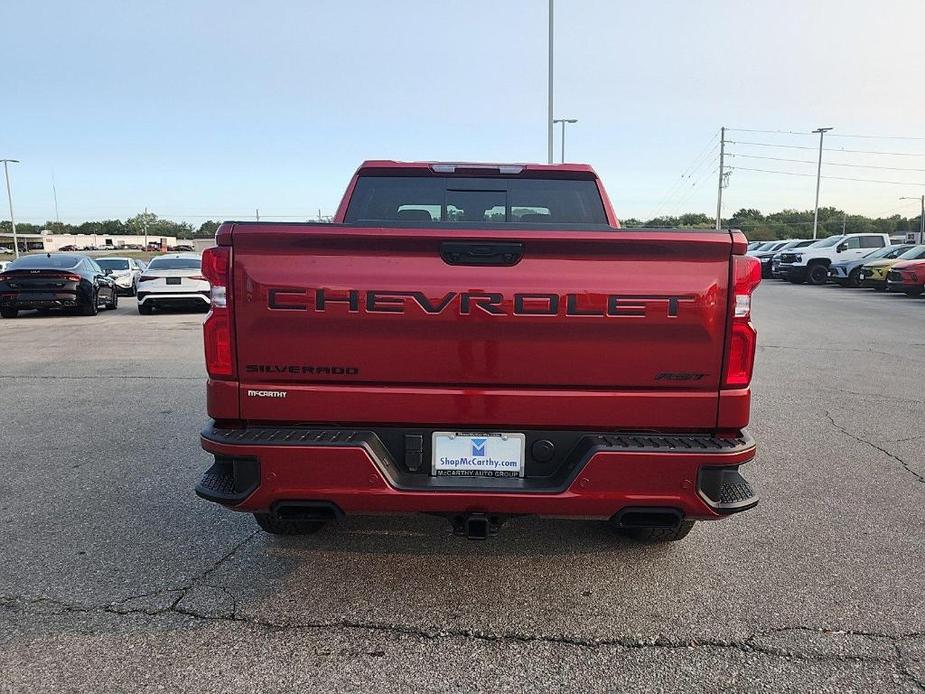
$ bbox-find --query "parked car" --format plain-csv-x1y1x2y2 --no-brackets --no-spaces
858,245,925,290
96,257,146,295
0,246,13,254
776,233,892,285
58,245,78,251
749,240,807,278
746,240,789,257
828,244,915,287
886,259,925,296
746,241,763,251
0,253,118,318
765,239,817,278
173,244,195,252
136,253,210,315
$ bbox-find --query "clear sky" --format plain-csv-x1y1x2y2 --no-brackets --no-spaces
3,0,925,226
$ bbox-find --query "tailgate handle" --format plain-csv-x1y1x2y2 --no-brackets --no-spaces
440,241,524,266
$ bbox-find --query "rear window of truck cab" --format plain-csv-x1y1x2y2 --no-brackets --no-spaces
344,175,609,226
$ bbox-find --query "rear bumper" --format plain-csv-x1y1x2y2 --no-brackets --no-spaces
198,422,758,521
137,291,210,306
0,291,82,308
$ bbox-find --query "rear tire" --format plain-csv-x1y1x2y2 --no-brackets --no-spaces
613,521,695,543
0,307,18,319
80,291,99,316
807,264,829,285
253,513,326,536
904,288,923,297
847,268,862,288
137,302,153,315
106,290,118,310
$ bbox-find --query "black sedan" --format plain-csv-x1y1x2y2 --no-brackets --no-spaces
0,253,119,318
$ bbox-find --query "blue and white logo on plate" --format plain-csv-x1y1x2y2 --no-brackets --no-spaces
471,438,487,457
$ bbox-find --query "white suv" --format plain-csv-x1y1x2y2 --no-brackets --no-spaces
96,257,145,295
776,233,892,285
136,253,210,315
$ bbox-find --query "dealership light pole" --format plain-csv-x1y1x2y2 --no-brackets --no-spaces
547,0,554,164
1,159,20,258
811,127,833,239
553,118,577,163
716,126,726,231
900,195,925,243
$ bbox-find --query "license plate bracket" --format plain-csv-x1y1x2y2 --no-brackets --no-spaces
431,432,526,478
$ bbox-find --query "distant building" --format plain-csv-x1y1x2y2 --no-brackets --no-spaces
0,231,178,253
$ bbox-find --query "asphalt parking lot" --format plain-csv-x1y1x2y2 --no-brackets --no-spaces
0,283,922,693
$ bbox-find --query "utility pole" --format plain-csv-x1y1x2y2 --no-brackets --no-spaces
811,127,833,239
553,118,577,163
900,195,925,243
143,206,148,250
255,208,260,222
842,212,847,235
547,0,554,164
1,159,20,258
715,127,725,231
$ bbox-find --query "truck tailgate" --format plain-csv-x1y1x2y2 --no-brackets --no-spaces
229,224,732,427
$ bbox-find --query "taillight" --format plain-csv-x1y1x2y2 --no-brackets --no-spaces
722,253,761,388
201,246,234,379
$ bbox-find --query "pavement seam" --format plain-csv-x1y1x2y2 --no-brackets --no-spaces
0,593,921,668
825,410,925,485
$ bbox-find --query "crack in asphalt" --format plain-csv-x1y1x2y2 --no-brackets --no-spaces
2,589,924,680
825,410,925,485
760,344,919,360
823,388,925,406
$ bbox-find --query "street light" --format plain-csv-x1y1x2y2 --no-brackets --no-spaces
547,0,554,164
900,195,925,243
553,118,577,163
811,127,833,240
1,159,20,258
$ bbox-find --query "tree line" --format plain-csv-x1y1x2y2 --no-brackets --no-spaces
621,207,922,240
0,213,219,240
1,207,921,241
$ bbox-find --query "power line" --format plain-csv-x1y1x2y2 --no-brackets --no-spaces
649,131,720,218
728,153,925,173
730,166,925,187
729,140,925,157
730,127,925,142
669,165,719,216
727,128,812,136
828,133,925,141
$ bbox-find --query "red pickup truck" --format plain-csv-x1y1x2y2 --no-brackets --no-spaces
196,161,761,542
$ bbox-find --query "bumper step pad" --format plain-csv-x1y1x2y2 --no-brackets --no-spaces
697,466,758,513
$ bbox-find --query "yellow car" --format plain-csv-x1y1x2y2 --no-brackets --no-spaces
858,245,925,290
